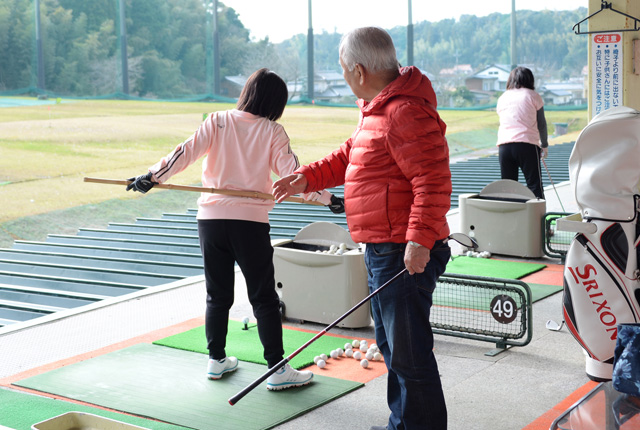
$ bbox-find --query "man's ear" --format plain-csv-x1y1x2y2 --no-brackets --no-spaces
354,63,366,85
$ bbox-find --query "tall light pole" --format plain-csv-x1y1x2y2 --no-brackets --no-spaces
510,0,517,70
307,0,314,101
407,0,414,66
34,0,45,90
212,0,220,95
118,0,129,95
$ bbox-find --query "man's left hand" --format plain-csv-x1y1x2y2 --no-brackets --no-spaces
404,244,430,275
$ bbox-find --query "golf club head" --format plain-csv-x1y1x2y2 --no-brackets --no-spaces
447,232,479,250
546,319,565,331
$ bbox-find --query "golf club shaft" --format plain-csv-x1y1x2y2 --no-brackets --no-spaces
228,267,408,405
541,159,566,212
83,177,325,206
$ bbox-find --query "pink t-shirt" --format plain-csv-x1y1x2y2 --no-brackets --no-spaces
496,88,544,146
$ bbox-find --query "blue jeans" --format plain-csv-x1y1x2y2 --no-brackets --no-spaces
365,241,450,430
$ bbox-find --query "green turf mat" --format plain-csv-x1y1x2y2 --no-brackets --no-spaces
528,283,563,302
445,256,546,279
154,319,350,369
14,343,362,430
0,386,189,430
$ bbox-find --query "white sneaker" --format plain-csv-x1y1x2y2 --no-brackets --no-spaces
207,356,238,380
266,363,313,390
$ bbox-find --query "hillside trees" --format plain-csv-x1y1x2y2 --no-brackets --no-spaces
0,2,588,98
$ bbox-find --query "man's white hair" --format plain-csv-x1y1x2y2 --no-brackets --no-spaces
339,27,399,73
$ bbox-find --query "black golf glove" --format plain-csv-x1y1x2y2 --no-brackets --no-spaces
126,172,156,194
328,194,345,214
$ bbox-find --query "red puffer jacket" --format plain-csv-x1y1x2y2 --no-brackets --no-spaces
297,66,451,249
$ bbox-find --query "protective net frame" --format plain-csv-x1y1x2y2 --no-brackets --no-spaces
431,273,532,349
543,212,574,263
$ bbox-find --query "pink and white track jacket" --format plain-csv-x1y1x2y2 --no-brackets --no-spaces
148,109,331,223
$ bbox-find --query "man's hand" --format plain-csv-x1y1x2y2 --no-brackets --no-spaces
404,244,431,275
272,174,308,203
126,172,156,194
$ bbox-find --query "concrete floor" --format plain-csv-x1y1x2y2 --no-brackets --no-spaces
0,166,589,429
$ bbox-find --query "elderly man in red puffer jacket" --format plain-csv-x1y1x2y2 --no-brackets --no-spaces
273,26,451,430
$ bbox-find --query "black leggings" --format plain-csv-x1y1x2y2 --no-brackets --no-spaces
198,219,284,368
498,142,545,199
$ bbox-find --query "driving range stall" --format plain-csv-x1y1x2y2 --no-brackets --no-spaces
272,222,371,328
459,180,546,258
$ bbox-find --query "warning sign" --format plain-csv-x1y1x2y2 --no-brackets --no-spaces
591,33,623,118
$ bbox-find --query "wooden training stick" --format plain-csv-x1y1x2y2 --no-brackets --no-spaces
83,177,326,206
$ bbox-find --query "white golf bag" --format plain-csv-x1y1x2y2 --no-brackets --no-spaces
563,106,640,381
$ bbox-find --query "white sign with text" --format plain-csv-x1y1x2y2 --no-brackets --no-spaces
591,33,623,118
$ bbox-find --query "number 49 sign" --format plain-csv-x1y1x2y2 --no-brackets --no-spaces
490,294,518,324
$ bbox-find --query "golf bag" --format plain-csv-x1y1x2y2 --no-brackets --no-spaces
563,106,640,381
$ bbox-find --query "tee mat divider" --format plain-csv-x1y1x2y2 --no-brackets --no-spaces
432,273,533,356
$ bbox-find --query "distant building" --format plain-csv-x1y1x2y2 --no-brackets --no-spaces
465,64,512,92
540,81,587,106
220,75,247,98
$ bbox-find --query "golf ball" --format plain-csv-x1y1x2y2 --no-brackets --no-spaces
337,348,344,357
339,243,347,251
365,350,374,360
330,244,337,252
359,344,368,352
320,353,328,361
370,343,378,351
352,339,360,348
313,355,321,364
242,316,250,325
374,352,383,361
353,350,362,360
345,349,354,358
344,343,352,350
330,350,338,359
317,359,326,369
360,359,369,368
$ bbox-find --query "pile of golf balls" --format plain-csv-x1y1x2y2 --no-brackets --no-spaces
315,339,383,369
316,242,349,255
465,250,491,258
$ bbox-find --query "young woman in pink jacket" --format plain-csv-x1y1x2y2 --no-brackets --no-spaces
127,68,343,390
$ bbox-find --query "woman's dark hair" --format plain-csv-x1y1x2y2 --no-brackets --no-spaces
237,68,288,121
506,66,535,90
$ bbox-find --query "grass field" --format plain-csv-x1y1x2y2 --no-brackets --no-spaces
0,97,587,248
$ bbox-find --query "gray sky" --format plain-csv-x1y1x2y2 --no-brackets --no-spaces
220,0,588,42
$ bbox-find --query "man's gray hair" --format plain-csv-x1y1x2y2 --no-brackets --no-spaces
339,27,399,73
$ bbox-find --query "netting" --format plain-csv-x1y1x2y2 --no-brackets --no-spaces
431,274,531,346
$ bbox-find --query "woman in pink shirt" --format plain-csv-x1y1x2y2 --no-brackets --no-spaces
496,66,548,198
127,68,343,390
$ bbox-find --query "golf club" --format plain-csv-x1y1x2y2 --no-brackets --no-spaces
228,267,407,405
546,319,565,331
541,159,566,212
228,233,476,405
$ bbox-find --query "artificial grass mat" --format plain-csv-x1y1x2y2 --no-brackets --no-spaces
445,256,546,279
0,386,190,430
154,319,350,369
14,343,362,430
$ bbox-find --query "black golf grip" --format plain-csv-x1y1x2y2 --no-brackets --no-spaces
228,268,407,405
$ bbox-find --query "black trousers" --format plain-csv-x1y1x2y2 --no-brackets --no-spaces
198,219,284,368
498,142,545,199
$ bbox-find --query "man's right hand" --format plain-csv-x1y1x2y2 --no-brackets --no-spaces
272,174,308,203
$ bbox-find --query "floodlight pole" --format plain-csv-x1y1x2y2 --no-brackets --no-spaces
118,0,129,95
212,0,220,95
34,0,45,90
407,0,414,66
307,0,314,101
510,0,517,70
